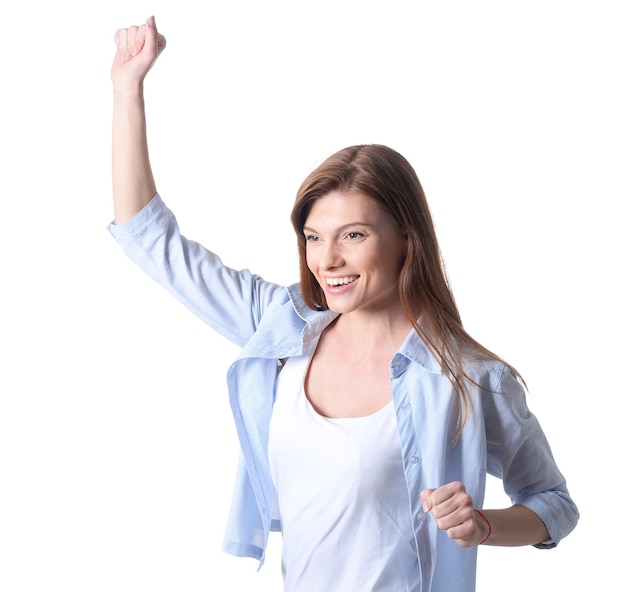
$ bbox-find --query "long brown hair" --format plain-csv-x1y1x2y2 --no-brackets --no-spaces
290,144,523,436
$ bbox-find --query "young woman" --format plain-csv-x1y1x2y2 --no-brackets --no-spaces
109,17,578,592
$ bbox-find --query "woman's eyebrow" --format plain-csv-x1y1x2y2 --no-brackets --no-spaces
303,222,374,234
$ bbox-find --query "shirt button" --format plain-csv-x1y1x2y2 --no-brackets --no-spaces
417,511,426,522
409,455,419,464
401,401,410,410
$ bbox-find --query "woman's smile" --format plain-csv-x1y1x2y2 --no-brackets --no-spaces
325,275,359,288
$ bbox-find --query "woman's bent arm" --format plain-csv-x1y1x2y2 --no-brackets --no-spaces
421,483,551,548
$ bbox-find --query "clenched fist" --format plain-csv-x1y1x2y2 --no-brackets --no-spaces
111,16,167,91
420,481,490,548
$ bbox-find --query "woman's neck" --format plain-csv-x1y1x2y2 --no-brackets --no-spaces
330,307,414,357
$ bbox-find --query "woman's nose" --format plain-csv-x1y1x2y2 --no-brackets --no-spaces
319,241,344,270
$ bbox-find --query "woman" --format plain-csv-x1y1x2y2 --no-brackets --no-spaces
109,17,578,592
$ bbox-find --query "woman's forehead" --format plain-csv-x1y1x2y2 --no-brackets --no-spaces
304,190,395,230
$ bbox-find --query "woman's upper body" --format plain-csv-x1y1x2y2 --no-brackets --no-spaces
108,193,579,591
110,17,578,592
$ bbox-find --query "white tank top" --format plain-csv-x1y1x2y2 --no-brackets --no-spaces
268,339,420,591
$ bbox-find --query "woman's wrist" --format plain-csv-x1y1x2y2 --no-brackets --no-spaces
473,509,492,545
113,81,145,99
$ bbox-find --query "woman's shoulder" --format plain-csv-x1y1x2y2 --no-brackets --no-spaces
460,348,522,393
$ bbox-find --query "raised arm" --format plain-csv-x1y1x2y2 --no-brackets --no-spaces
111,16,167,225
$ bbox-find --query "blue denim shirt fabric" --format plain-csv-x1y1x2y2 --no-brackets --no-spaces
108,194,578,592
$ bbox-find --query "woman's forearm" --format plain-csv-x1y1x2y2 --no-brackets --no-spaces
112,84,156,224
479,504,550,547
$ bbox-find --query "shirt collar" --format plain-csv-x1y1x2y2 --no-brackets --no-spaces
287,283,442,374
236,285,336,360
391,326,443,376
286,283,338,344
240,283,441,375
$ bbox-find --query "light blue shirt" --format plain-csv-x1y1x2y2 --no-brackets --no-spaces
108,194,578,592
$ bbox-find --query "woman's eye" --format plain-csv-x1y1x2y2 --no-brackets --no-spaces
346,232,364,240
305,234,319,242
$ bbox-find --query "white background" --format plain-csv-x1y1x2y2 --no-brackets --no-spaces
1,1,623,590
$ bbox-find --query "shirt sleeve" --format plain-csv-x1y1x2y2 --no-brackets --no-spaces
483,365,579,547
107,194,285,347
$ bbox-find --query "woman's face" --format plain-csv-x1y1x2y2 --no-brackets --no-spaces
303,190,406,316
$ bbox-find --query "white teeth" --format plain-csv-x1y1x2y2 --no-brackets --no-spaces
326,276,357,287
